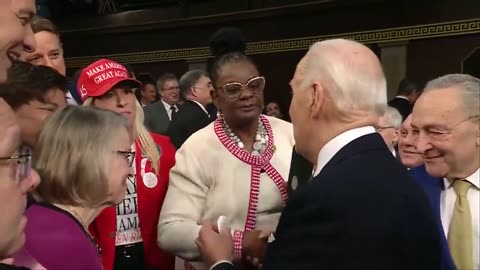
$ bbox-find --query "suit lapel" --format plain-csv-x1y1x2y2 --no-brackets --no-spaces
156,100,169,122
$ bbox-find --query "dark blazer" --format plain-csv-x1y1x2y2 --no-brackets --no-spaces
213,133,442,270
409,165,456,270
143,100,171,135
167,100,212,149
388,97,412,121
263,133,442,270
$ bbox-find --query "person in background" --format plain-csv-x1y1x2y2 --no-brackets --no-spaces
0,98,41,270
136,76,157,107
196,38,442,270
388,78,420,121
397,114,423,169
13,105,131,270
265,101,283,119
0,61,67,149
78,59,176,270
167,69,214,149
158,27,294,270
411,74,479,270
0,0,39,269
144,73,180,134
19,16,80,105
376,106,402,156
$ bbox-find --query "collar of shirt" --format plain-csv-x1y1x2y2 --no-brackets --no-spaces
189,99,209,116
65,91,78,105
444,168,480,190
314,126,376,177
161,99,177,111
395,95,410,101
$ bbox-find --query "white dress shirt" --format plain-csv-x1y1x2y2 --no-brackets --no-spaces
66,91,78,105
394,95,410,101
189,99,209,116
314,126,376,177
441,168,480,269
161,99,178,120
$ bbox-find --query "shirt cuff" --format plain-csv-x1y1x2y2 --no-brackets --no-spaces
209,260,234,270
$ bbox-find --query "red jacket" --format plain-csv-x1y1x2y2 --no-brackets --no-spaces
90,133,175,270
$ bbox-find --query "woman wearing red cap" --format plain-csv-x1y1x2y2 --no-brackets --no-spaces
77,59,175,270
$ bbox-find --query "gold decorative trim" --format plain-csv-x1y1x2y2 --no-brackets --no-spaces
65,18,480,68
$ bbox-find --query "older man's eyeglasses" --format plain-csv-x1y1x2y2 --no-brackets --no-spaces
217,76,266,99
116,150,135,167
375,126,396,132
162,86,180,92
0,147,32,183
412,115,480,140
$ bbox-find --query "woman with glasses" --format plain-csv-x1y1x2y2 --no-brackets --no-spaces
158,28,294,270
11,105,131,270
78,59,176,270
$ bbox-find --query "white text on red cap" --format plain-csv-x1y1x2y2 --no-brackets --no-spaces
85,61,129,85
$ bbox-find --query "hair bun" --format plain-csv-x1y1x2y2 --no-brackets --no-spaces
209,27,247,58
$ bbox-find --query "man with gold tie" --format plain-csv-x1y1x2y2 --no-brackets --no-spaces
411,74,480,270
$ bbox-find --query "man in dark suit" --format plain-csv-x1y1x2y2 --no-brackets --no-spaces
143,73,180,135
410,74,480,270
388,78,419,121
409,165,455,270
167,70,214,149
195,39,442,270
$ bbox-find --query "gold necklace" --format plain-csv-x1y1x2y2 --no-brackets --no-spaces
68,207,104,269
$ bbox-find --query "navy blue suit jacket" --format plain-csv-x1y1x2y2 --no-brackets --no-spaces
409,165,456,270
213,133,442,270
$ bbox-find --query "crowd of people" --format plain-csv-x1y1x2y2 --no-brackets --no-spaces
0,1,479,270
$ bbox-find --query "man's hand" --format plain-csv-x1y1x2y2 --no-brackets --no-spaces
196,221,234,268
241,230,270,268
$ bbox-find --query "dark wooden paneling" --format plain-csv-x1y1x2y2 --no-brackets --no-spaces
406,34,480,87
60,0,480,59
252,50,306,120
131,60,188,81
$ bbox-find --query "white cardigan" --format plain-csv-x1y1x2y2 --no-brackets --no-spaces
157,116,294,269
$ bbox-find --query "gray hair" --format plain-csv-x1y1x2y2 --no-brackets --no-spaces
303,39,387,114
33,105,129,207
179,70,209,99
424,74,480,117
382,106,403,128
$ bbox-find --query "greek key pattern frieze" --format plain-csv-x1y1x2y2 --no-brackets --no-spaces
66,19,480,68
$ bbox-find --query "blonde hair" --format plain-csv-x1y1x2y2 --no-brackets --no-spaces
33,105,128,207
83,97,160,172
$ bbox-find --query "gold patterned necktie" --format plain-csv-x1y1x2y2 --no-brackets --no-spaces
448,179,474,270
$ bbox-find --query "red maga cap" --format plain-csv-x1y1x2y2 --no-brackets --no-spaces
77,59,141,101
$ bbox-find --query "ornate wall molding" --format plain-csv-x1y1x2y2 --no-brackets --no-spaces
65,18,480,68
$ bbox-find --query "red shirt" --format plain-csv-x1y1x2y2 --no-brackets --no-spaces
90,133,175,270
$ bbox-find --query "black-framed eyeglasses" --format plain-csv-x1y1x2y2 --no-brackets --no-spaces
0,146,32,183
217,76,266,99
116,150,135,167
